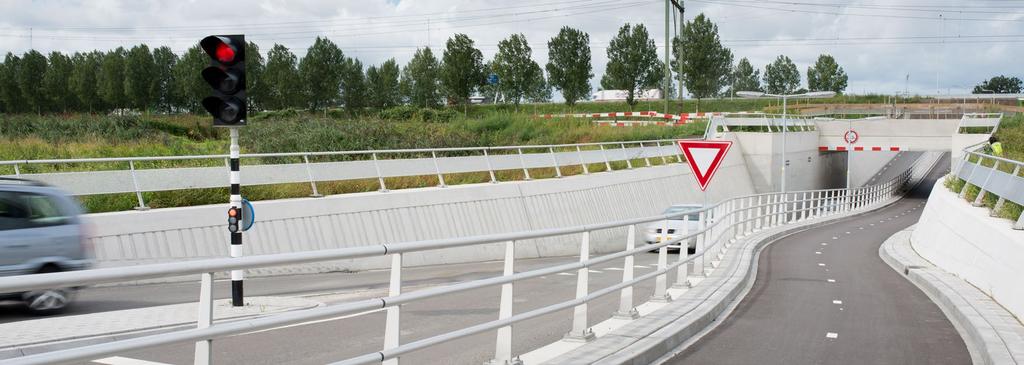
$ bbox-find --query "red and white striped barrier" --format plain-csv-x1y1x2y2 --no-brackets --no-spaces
536,111,731,125
819,146,903,152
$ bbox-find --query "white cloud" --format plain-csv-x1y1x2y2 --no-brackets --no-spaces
0,0,1021,96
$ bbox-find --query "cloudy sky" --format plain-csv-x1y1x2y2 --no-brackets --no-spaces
2,0,1022,97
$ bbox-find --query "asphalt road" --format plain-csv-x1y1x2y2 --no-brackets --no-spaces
665,154,970,365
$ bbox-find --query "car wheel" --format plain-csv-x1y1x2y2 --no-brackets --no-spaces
23,266,74,315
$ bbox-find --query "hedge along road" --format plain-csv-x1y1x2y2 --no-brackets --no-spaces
664,153,970,365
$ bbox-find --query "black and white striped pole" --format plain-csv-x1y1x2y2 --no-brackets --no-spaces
200,34,248,307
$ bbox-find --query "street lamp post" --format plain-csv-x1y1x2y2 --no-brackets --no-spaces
736,91,836,193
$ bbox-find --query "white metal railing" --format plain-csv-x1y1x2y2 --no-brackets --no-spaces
0,152,936,365
705,113,817,136
952,141,1024,230
0,139,689,210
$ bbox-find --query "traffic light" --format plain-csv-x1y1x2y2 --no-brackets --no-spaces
227,206,240,233
200,35,246,126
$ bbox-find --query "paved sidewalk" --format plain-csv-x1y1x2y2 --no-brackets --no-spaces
881,226,1024,365
0,296,321,350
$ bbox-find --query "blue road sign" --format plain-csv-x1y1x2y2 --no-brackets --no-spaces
241,198,255,231
487,74,499,85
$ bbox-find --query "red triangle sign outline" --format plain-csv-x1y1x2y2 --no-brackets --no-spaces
677,140,733,191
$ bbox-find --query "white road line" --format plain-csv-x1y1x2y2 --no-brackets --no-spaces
556,272,574,276
818,263,826,267
93,357,172,365
821,242,828,246
634,265,650,269
832,236,838,240
832,300,843,304
588,270,603,274
606,267,624,271
827,279,836,283
815,251,822,254
826,332,839,339
858,227,864,230
844,232,850,234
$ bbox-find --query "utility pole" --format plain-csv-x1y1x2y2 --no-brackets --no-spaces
669,0,684,112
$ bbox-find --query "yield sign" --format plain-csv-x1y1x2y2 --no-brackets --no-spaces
677,140,733,191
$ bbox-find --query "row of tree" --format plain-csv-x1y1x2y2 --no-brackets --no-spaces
0,14,851,115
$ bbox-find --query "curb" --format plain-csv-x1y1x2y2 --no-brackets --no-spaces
880,226,1024,365
544,196,905,365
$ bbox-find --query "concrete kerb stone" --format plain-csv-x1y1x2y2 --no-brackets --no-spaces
880,226,1024,365
543,196,906,365
0,296,323,361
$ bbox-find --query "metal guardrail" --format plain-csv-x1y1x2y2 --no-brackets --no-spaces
0,139,690,210
705,113,817,137
0,153,935,365
953,141,1024,230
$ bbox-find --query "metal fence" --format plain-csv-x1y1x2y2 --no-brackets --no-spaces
705,113,818,136
0,139,688,210
0,152,937,365
952,142,1024,230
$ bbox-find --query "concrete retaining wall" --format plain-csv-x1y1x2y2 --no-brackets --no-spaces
911,182,1024,321
85,136,756,276
730,131,848,193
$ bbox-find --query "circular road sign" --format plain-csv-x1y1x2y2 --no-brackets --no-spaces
844,130,859,144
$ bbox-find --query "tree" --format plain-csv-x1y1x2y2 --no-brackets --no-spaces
340,58,366,114
42,51,75,113
492,33,543,110
69,51,102,112
366,58,402,108
763,55,800,95
546,26,592,108
263,44,302,110
727,57,761,96
440,34,485,111
124,44,156,111
673,14,733,109
152,46,178,113
18,50,48,114
524,62,552,103
245,42,266,113
806,54,847,93
601,23,663,108
171,45,207,113
299,37,345,111
400,47,441,107
98,47,127,111
973,75,1022,94
478,61,500,103
0,53,24,113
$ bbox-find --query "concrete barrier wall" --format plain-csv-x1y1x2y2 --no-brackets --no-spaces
730,131,848,192
911,182,1024,321
86,136,756,276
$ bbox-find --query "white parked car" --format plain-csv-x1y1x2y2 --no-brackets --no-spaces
643,204,704,253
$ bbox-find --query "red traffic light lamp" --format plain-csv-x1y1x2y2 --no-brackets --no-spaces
200,35,246,126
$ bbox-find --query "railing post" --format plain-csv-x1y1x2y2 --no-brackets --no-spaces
992,165,1020,216
193,272,214,365
599,145,613,172
128,160,148,210
973,160,999,206
801,192,808,220
549,147,563,178
692,211,706,277
652,219,672,302
615,225,640,319
431,151,447,187
303,155,322,197
383,253,402,365
517,148,532,181
621,143,633,169
1014,212,1024,230
576,145,590,174
656,141,668,164
959,155,982,199
13,164,19,176
484,149,498,183
673,216,690,289
640,142,652,167
756,195,764,230
566,232,596,341
492,240,520,365
373,152,388,192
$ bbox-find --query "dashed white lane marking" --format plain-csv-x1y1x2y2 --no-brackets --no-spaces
606,267,624,271
93,357,172,365
815,251,822,255
833,300,843,304
827,279,836,283
844,232,851,234
832,236,839,240
541,276,548,279
556,272,574,276
818,263,826,267
826,332,839,339
858,227,864,230
821,242,828,246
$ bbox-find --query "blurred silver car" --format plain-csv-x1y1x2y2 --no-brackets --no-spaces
643,204,704,253
0,178,92,314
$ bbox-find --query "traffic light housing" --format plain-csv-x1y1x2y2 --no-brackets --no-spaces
228,206,240,233
200,35,246,127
